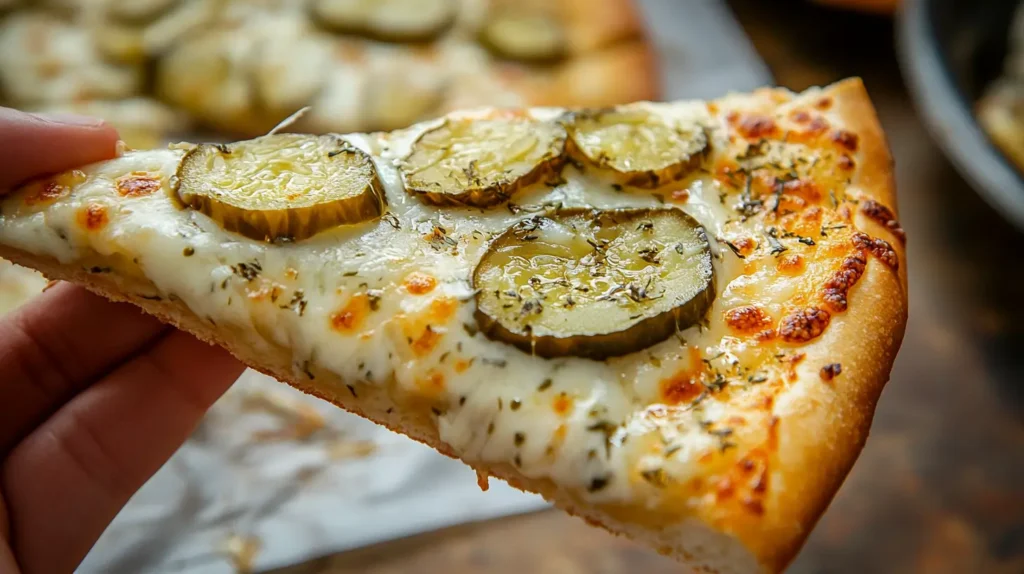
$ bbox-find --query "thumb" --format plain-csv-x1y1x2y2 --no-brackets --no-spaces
0,107,120,192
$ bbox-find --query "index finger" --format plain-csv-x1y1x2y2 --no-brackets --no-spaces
0,107,120,191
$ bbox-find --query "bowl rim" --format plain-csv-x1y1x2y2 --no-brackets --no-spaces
897,0,1024,230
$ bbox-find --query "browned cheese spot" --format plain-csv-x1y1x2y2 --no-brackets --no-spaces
25,181,68,205
404,271,437,295
852,232,899,270
831,129,859,152
731,237,757,257
782,178,822,202
660,371,703,405
426,297,457,322
410,325,443,356
778,253,805,274
837,154,856,171
331,293,370,332
778,307,831,343
815,97,833,110
736,114,779,140
806,116,830,136
418,371,446,395
837,204,852,221
820,363,842,381
715,449,770,516
822,251,866,312
116,173,161,197
658,347,705,405
859,199,906,244
724,305,773,334
790,110,811,124
78,203,108,231
802,206,823,222
553,392,573,416
670,188,690,203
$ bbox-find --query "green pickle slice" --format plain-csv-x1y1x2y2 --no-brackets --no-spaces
479,10,567,63
311,0,455,43
107,0,180,24
473,207,716,359
401,116,567,208
175,134,386,241
567,107,709,188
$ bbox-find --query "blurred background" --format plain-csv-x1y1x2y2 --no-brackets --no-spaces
3,0,1024,572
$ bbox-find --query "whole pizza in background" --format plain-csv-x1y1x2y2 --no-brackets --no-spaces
0,0,658,147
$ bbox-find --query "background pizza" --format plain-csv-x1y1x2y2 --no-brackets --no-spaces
0,0,657,147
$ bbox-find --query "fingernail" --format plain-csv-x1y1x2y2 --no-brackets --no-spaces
33,111,106,127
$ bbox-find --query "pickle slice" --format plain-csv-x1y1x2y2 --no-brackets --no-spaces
566,107,709,188
401,117,566,208
473,207,715,359
96,0,221,64
252,33,332,116
311,0,455,43
362,68,446,131
107,0,180,24
479,11,567,63
175,134,386,241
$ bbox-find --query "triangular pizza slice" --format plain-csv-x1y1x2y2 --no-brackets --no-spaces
0,78,907,574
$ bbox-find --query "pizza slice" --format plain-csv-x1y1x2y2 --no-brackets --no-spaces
0,78,907,573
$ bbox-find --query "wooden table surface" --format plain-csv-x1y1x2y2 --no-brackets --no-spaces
276,2,1024,572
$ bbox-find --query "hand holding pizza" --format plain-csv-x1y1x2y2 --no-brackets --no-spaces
0,107,244,574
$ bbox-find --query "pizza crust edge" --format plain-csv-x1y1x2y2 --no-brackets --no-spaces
718,77,908,570
504,40,662,110
0,78,906,574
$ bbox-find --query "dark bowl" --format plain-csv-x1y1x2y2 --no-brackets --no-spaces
898,0,1024,229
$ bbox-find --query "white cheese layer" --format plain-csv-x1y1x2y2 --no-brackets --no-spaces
0,103,820,509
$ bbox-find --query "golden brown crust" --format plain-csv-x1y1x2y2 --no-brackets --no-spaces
711,77,907,571
501,41,660,109
560,0,646,53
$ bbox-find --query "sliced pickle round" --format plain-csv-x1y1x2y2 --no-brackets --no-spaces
311,0,455,43
362,68,446,131
93,25,147,65
473,207,715,359
479,11,567,63
107,0,180,24
252,33,332,116
566,108,709,189
155,29,255,130
401,116,566,208
175,134,386,241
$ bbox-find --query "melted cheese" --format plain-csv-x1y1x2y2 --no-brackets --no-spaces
0,92,899,514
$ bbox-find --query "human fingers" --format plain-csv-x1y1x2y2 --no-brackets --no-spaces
0,283,167,455
2,330,243,574
0,107,120,191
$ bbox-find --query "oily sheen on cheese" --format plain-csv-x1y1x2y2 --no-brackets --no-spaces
0,79,907,574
